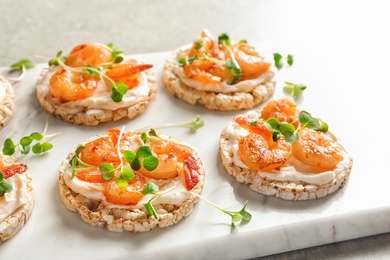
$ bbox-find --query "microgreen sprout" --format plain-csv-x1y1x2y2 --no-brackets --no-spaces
136,115,205,133
264,110,329,143
142,184,176,219
106,43,124,64
0,171,13,197
283,82,306,103
69,127,158,187
6,59,35,83
273,53,294,70
190,192,252,229
48,46,130,103
2,119,60,155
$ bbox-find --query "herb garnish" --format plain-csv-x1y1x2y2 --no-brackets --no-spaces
6,59,35,83
0,171,13,197
190,192,252,229
283,82,306,103
69,127,158,188
2,119,60,155
264,110,328,143
273,53,294,70
141,183,176,219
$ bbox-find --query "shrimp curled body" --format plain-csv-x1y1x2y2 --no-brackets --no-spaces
292,128,343,170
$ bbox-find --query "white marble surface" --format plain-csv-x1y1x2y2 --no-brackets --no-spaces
1,0,390,259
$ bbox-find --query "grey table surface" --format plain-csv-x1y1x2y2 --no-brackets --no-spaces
1,0,389,259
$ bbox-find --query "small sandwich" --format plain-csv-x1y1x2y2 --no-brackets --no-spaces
219,98,353,200
163,29,275,111
0,76,14,128
58,128,205,232
36,42,157,126
0,154,34,243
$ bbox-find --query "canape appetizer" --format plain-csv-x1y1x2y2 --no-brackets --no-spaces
0,154,34,243
36,43,157,126
59,128,205,232
163,29,275,110
219,98,353,200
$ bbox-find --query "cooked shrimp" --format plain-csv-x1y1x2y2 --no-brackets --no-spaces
103,174,147,206
65,43,112,67
238,131,292,171
234,116,273,138
139,141,200,190
183,59,232,84
235,116,291,171
292,128,343,170
182,30,270,84
80,129,121,167
0,163,27,179
261,98,298,126
105,63,153,89
49,68,99,102
229,43,271,81
187,29,225,60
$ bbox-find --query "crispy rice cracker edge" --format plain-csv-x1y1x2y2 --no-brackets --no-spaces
0,77,15,129
58,132,205,232
162,46,276,111
219,118,353,201
0,155,34,244
36,65,157,126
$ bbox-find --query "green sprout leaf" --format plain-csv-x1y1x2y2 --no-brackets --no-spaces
2,120,59,156
273,52,283,70
287,54,294,66
190,192,252,229
136,146,159,171
188,54,199,64
177,57,187,67
32,142,53,154
218,33,231,46
116,168,135,187
142,182,159,195
273,53,294,70
226,58,242,84
11,59,35,71
195,41,203,50
0,171,13,197
283,82,307,102
99,163,115,181
111,82,128,102
49,50,67,66
3,138,16,155
299,111,328,133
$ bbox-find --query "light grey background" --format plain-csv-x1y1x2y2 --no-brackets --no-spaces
1,0,389,259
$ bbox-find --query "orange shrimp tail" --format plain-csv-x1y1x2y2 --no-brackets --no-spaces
76,169,106,183
183,156,199,190
234,116,272,138
0,164,28,179
105,63,153,88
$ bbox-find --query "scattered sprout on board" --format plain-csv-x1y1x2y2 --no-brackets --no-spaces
6,59,35,83
2,119,60,156
190,192,252,229
273,53,294,70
